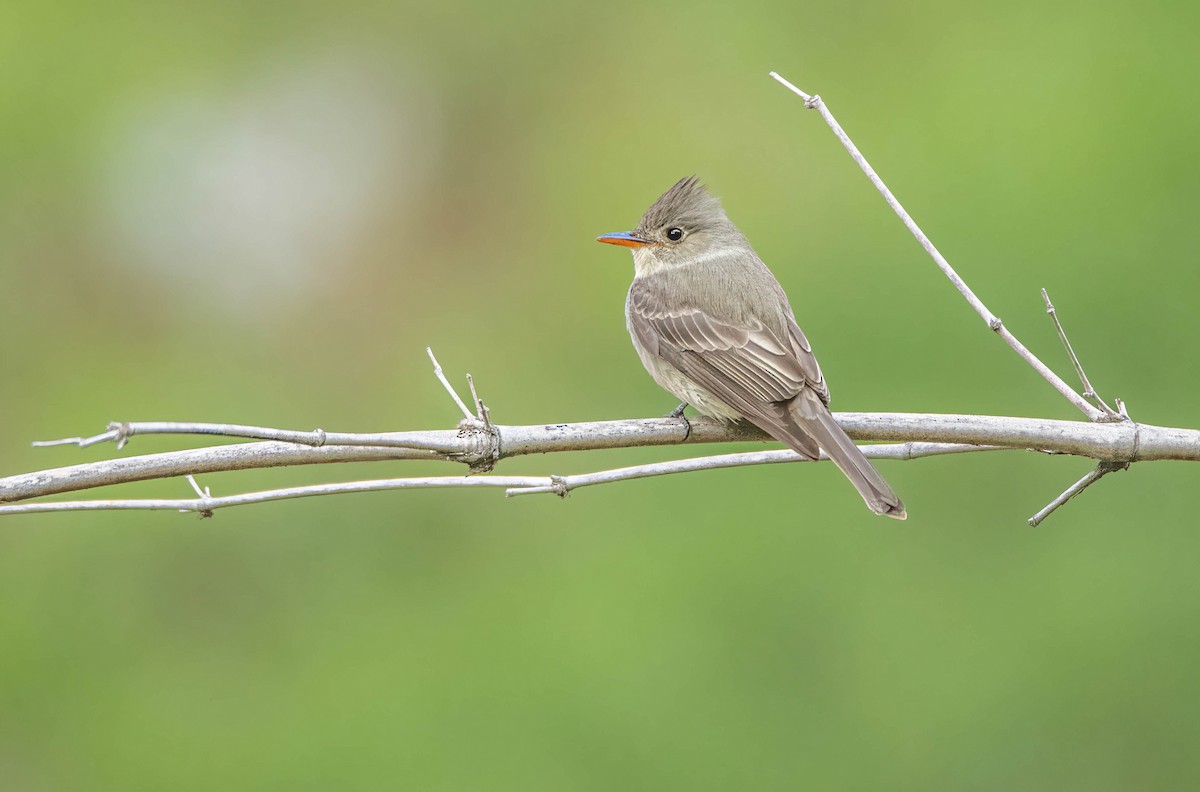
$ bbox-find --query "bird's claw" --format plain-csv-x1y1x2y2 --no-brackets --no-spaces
665,402,691,441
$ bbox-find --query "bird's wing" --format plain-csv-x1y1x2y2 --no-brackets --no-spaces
628,279,830,456
785,316,830,405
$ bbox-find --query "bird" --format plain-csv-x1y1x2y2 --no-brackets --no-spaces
597,176,905,519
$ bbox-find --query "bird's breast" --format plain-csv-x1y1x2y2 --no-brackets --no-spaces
624,296,743,423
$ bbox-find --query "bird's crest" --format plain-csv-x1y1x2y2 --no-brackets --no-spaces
636,176,724,234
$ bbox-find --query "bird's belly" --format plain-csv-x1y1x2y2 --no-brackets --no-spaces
631,341,743,423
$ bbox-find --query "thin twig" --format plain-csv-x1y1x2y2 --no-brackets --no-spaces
0,476,554,516
769,71,1104,423
426,347,474,421
184,474,210,499
0,442,1008,516
466,373,491,429
1027,461,1125,526
505,442,1010,498
1041,289,1120,419
32,431,123,449
33,422,457,452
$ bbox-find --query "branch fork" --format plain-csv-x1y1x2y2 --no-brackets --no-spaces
424,348,500,472
769,70,1143,522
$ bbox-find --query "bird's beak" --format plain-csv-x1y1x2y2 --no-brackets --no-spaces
596,231,652,248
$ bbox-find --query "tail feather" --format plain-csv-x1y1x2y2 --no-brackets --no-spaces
778,390,907,520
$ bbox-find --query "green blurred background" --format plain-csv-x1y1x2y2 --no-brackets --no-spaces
3,0,1200,788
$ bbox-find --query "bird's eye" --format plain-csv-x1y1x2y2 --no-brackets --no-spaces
666,227,684,241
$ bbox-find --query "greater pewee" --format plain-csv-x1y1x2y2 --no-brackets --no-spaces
598,177,905,519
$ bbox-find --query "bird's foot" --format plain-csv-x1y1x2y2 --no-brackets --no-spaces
665,402,691,441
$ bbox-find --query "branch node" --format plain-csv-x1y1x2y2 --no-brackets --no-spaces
988,317,1003,332
184,475,215,518
550,474,570,498
312,428,327,447
108,422,133,450
803,93,822,110
456,418,501,474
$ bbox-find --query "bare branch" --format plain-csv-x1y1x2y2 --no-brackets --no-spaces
1040,289,1120,419
184,474,210,499
466,373,492,430
505,441,1010,498
33,421,459,452
426,347,474,421
32,428,124,449
1027,461,1126,526
0,442,1008,516
769,71,1105,422
4,412,1188,509
0,476,553,516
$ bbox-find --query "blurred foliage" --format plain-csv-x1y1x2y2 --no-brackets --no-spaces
3,0,1200,788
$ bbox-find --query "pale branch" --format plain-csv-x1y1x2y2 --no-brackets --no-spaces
185,474,210,500
1027,461,1128,527
502,442,1011,498
0,476,555,516
466,373,492,429
1040,289,1120,419
0,442,1011,516
32,421,463,453
1,416,750,503
426,347,474,421
3,412,1196,513
769,71,1108,423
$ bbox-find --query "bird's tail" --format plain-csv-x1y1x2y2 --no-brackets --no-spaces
782,389,907,520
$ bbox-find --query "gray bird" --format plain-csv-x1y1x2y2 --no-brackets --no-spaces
598,177,905,519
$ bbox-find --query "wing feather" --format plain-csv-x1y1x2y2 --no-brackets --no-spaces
628,278,827,407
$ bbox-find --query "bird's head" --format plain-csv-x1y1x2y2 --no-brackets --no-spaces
597,177,743,274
